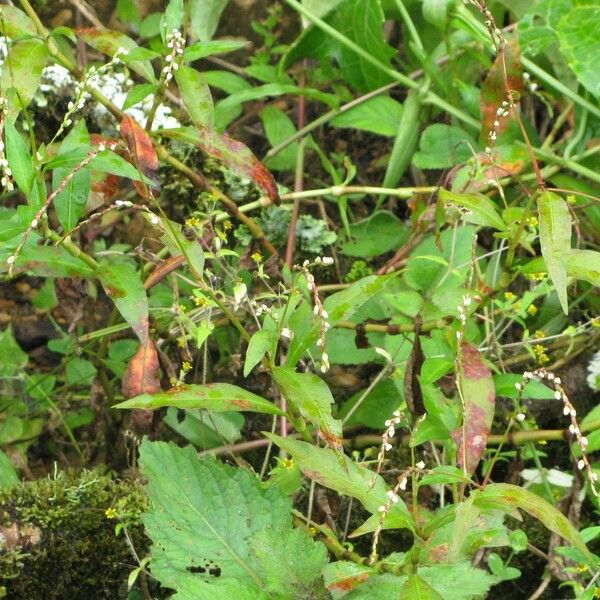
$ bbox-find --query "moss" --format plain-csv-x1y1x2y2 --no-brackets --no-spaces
0,469,155,600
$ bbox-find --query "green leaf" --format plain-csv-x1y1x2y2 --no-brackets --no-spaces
248,527,328,597
419,466,472,487
439,189,506,231
474,483,592,558
123,83,159,110
0,326,28,378
115,383,284,415
453,343,495,474
566,249,600,286
0,450,19,489
0,39,48,120
284,0,396,92
175,65,214,128
164,0,184,34
400,575,443,599
65,357,97,386
323,561,375,596
423,0,453,28
184,39,248,62
189,0,229,42
13,243,95,278
557,6,600,96
138,439,302,597
243,329,276,377
52,120,91,231
98,262,149,345
164,409,243,449
78,29,156,82
418,562,498,600
413,124,476,169
272,367,342,447
203,70,252,94
493,374,555,400
537,190,571,314
261,106,298,172
339,379,404,428
330,95,403,136
0,6,36,38
341,211,410,257
5,120,36,201
266,434,414,532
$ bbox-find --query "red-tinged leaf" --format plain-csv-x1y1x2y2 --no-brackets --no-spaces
480,37,524,138
144,255,185,290
198,128,279,203
77,28,156,83
120,115,160,199
122,341,161,399
452,343,495,474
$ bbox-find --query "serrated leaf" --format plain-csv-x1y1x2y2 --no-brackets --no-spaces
98,262,148,345
401,575,443,599
138,440,292,596
537,190,571,314
439,189,506,231
77,28,156,82
473,483,591,558
248,527,328,597
272,367,342,448
52,120,91,231
115,382,284,415
452,343,495,474
243,329,275,377
175,65,214,128
557,6,600,96
265,434,414,532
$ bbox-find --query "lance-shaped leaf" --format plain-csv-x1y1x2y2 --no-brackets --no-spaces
119,115,160,198
98,262,148,345
198,128,280,203
77,28,156,82
480,37,523,138
438,189,506,231
566,249,600,286
115,383,284,416
473,483,591,558
452,343,495,474
272,367,342,449
266,434,414,532
175,65,214,128
0,6,36,38
538,191,571,314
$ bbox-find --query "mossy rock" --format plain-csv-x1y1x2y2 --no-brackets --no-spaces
0,469,154,599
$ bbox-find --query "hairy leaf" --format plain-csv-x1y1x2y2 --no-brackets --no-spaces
452,343,495,474
115,383,284,415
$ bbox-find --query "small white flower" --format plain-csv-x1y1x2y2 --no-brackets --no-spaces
399,477,407,490
384,442,392,451
578,459,585,470
6,254,16,264
415,461,425,470
580,437,588,449
378,505,386,513
98,143,106,152
554,391,562,400
280,327,292,340
31,218,38,228
516,413,526,422
515,383,522,391
150,214,160,225
322,256,334,265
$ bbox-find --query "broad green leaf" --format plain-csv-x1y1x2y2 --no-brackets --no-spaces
243,329,276,377
557,6,600,96
0,39,48,120
400,575,443,599
184,39,248,62
65,357,97,386
77,29,156,82
175,65,214,128
331,95,402,137
439,189,506,231
203,70,253,94
413,124,476,169
341,211,410,257
13,244,95,278
537,190,571,314
474,483,591,557
0,450,19,489
339,379,403,428
0,6,36,38
566,249,600,286
0,326,28,377
453,343,495,474
189,0,229,42
138,439,312,597
115,383,284,415
284,0,396,92
52,120,91,231
266,434,414,532
164,409,243,449
98,262,148,345
261,106,298,172
493,374,555,400
248,527,328,597
163,0,184,34
423,0,453,28
418,562,498,600
272,367,342,447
